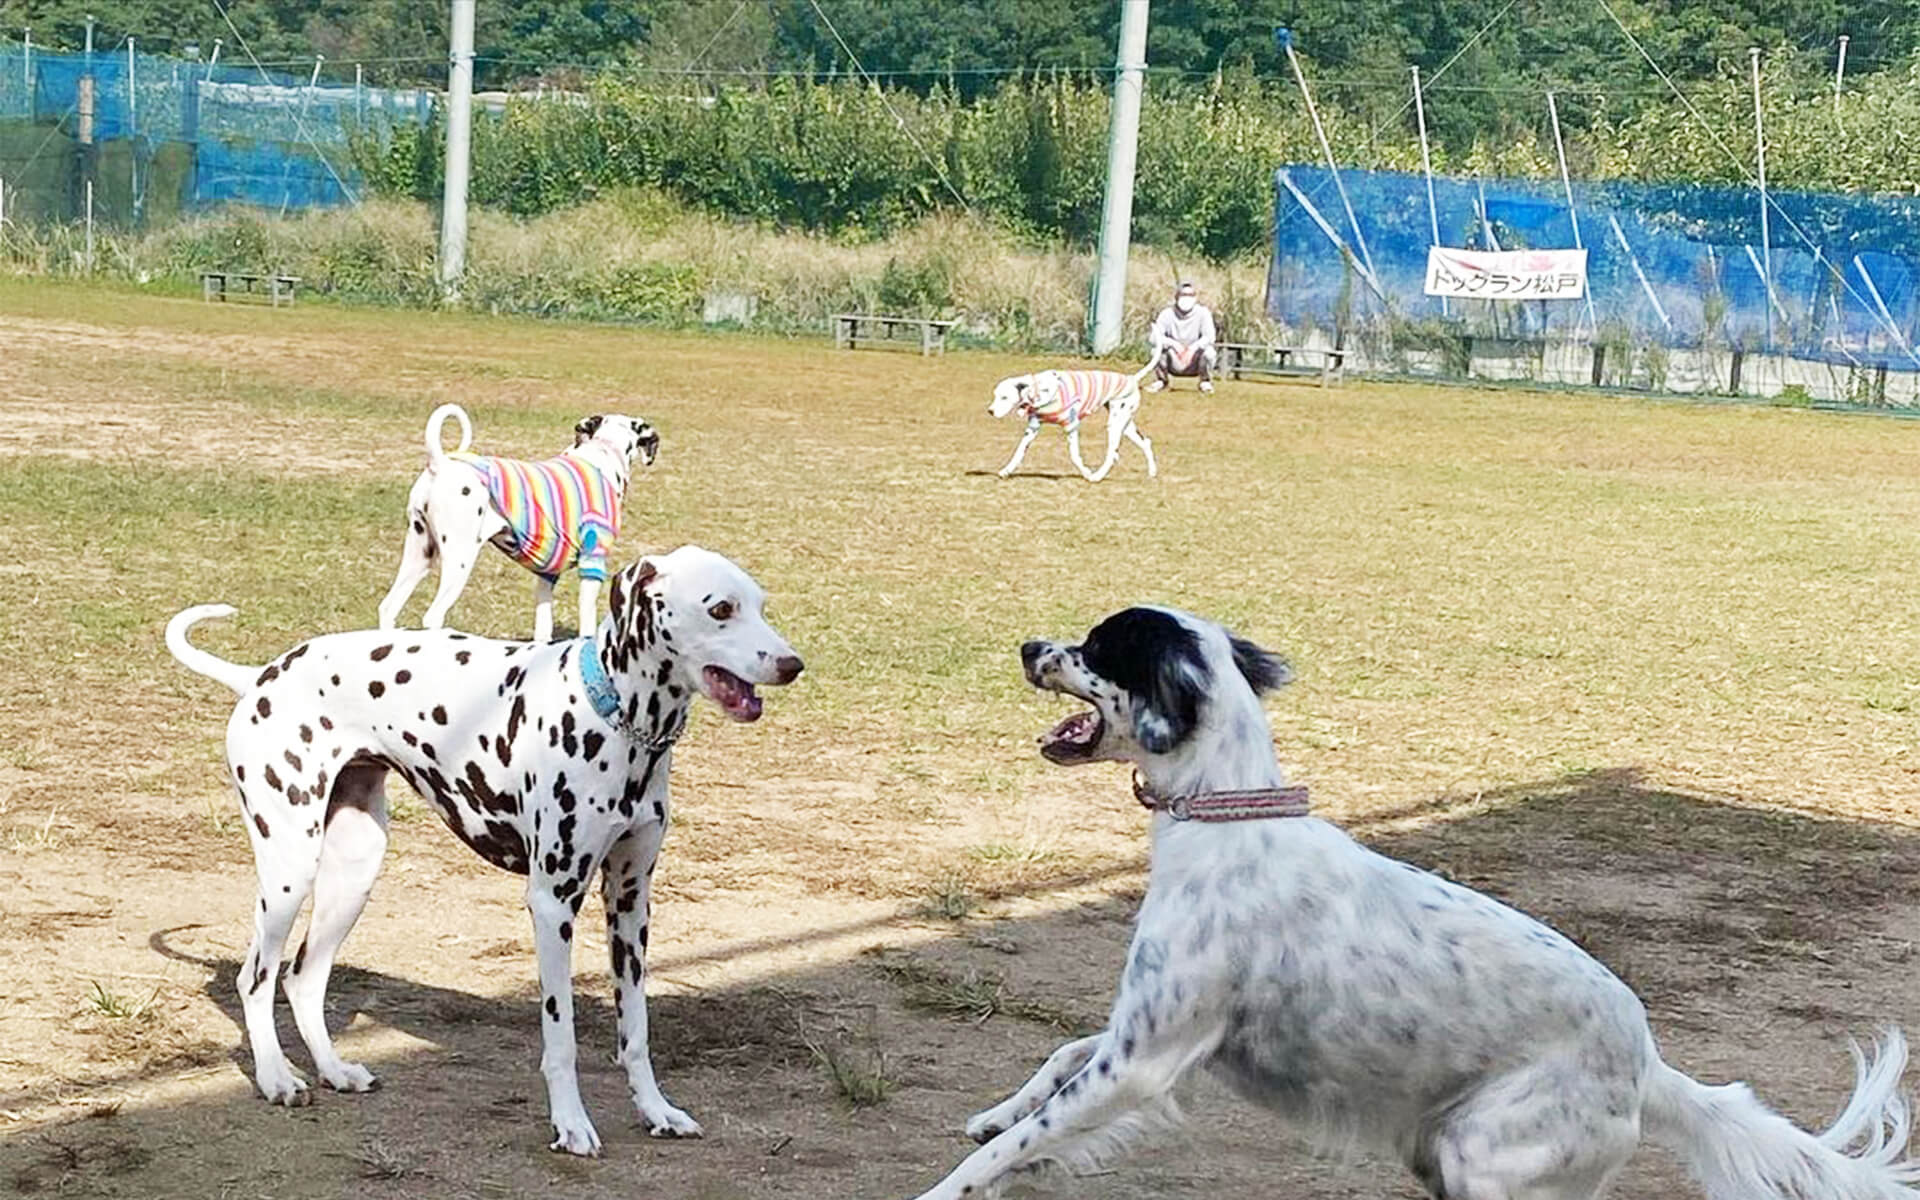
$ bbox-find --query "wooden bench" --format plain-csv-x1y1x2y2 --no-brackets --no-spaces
1219,341,1346,387
832,313,956,357
202,271,301,307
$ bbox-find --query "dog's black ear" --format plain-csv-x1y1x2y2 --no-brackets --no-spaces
1082,608,1207,754
1014,380,1029,394
573,415,604,445
604,557,659,669
1228,635,1292,695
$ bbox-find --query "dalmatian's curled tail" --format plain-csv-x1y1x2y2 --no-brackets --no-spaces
423,403,475,472
165,604,260,695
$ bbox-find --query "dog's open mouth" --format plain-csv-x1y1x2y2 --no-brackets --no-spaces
1039,709,1103,763
702,666,763,722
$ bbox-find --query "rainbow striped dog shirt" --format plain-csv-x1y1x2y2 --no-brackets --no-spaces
1020,370,1136,430
451,450,622,582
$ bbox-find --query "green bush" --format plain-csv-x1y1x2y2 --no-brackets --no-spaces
348,74,1331,258
338,52,1920,261
598,261,703,320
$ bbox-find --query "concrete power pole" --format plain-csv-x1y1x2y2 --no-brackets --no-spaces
1088,0,1149,354
438,0,476,301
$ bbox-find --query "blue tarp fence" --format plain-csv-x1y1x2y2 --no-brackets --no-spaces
1269,165,1920,370
0,43,429,218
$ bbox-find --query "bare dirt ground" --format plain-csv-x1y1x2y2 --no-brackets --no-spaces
4,283,1920,1199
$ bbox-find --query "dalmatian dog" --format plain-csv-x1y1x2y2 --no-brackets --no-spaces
988,363,1157,482
908,606,1919,1200
166,545,802,1156
378,403,661,643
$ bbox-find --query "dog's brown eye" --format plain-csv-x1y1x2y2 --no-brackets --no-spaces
708,601,734,622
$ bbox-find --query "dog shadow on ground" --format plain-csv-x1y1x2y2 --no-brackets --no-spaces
961,469,1084,480
9,766,1920,1199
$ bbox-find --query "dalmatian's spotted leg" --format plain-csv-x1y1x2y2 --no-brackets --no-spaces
527,866,599,1155
998,418,1043,478
420,492,508,632
377,500,437,631
1066,426,1098,481
1087,392,1142,483
1123,421,1157,477
602,818,701,1137
235,782,324,1106
282,764,388,1094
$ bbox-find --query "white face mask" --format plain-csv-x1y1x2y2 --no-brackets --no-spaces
1175,296,1195,314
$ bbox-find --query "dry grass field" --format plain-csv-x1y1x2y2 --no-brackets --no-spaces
4,277,1920,1198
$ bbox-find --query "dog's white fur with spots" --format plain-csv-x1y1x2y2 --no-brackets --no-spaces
909,606,1919,1200
987,364,1157,482
167,545,802,1156
377,403,661,643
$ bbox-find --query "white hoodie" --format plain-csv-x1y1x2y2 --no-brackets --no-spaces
1151,300,1216,350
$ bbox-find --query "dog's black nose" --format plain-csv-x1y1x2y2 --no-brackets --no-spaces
773,655,804,684
1020,641,1047,668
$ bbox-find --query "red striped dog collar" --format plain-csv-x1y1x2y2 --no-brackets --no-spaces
1132,774,1312,822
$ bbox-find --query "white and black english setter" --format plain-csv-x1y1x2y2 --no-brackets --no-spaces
168,545,802,1156
907,605,1920,1200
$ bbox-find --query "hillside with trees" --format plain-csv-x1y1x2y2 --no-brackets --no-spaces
5,1,1912,147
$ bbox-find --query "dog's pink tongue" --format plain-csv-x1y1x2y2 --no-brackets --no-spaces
705,667,763,722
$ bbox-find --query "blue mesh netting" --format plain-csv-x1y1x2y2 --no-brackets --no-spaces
0,45,428,212
1269,166,1920,370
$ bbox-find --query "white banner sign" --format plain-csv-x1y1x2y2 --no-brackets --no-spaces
1424,247,1588,299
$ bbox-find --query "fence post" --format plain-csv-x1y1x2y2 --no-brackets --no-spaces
180,46,200,210
1834,35,1849,122
129,36,142,226
84,178,94,271
1750,48,1773,351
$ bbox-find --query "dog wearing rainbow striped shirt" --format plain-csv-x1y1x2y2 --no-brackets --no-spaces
378,404,660,642
988,363,1158,482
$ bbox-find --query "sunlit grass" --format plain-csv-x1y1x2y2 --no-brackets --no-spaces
7,275,1920,901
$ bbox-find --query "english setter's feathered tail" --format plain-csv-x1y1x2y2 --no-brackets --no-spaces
1646,1029,1920,1199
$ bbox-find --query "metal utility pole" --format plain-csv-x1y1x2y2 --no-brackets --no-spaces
438,0,476,301
1088,0,1148,355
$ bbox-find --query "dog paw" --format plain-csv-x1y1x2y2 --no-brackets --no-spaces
641,1102,703,1139
965,1108,1015,1144
257,1069,311,1107
549,1119,603,1157
320,1061,379,1093
997,469,1015,479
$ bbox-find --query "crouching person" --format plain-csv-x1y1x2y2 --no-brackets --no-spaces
1148,280,1217,394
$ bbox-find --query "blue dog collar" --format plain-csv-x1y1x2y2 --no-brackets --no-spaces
578,638,683,750
577,638,623,722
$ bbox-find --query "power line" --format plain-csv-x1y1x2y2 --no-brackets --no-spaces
682,1,751,73
207,0,357,204
802,0,970,211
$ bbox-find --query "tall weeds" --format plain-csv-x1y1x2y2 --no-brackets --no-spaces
7,191,1273,352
